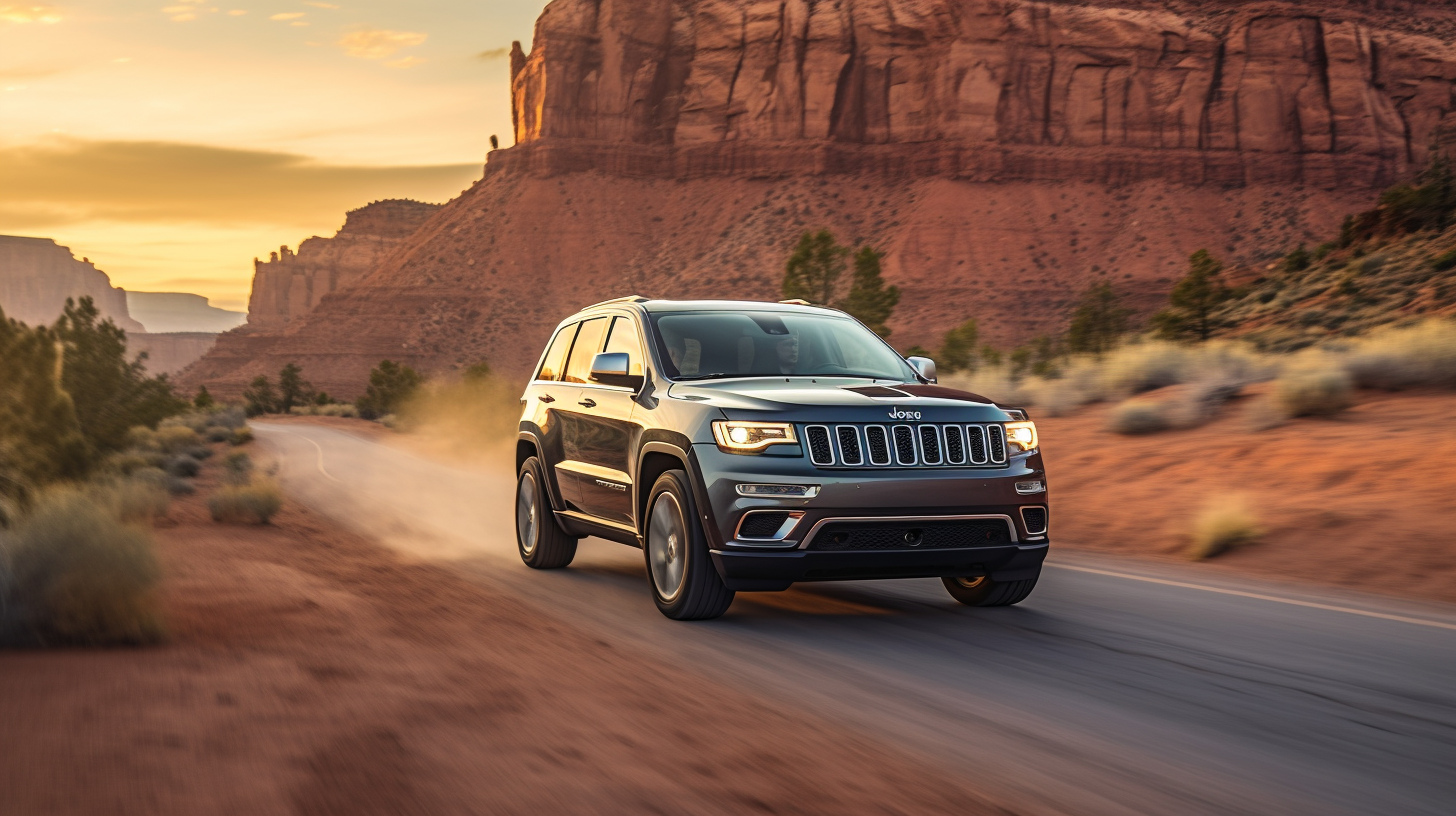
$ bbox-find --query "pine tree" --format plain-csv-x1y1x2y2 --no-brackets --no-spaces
277,362,313,412
243,376,279,417
53,297,184,454
193,385,215,410
1066,281,1132,355
936,319,981,373
0,305,91,501
837,247,900,337
782,230,848,305
356,360,424,419
1152,250,1229,342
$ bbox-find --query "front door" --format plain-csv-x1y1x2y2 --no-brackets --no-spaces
564,315,644,526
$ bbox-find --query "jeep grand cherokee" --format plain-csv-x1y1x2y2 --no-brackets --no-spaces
514,297,1049,620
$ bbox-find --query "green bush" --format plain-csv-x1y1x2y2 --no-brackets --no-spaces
209,480,282,524
165,455,201,478
2,489,163,645
230,427,254,446
155,425,200,454
1107,400,1171,435
206,426,233,443
222,451,253,486
1275,364,1354,418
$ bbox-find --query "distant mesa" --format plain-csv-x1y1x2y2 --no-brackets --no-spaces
246,199,442,330
126,292,246,334
181,0,1456,398
0,235,145,333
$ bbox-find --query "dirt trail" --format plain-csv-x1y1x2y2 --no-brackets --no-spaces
0,451,1003,815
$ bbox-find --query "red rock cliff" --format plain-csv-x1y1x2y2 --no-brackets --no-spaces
0,236,146,333
506,0,1455,187
246,200,442,329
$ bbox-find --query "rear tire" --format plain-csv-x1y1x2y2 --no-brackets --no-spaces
643,470,734,620
942,571,1039,607
516,457,578,569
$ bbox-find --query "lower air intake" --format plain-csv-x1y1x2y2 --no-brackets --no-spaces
739,511,792,539
1020,506,1048,536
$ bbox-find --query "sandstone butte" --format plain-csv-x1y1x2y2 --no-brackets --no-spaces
183,0,1456,398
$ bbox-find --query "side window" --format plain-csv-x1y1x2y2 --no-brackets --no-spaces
536,324,577,382
602,316,644,376
562,317,609,384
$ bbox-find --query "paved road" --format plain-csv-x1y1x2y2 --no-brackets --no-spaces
254,422,1456,816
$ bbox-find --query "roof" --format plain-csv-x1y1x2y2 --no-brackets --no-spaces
578,298,844,317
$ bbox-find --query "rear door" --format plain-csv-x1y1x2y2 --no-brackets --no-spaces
526,322,578,506
555,316,610,512
569,315,645,526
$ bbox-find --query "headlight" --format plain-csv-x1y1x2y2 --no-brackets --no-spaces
712,421,797,454
1005,421,1038,452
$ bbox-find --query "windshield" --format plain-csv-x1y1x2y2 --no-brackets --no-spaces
648,311,917,382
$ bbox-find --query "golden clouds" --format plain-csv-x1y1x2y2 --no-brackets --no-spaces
476,47,511,62
1,5,63,24
337,28,427,61
0,137,477,229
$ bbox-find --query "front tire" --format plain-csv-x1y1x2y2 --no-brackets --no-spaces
644,470,734,620
942,572,1039,607
516,457,578,569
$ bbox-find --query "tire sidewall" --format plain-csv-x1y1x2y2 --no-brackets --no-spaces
644,471,707,615
516,457,548,565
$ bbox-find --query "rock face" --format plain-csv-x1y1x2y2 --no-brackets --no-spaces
183,0,1456,398
0,236,146,333
507,0,1456,187
127,292,246,334
128,333,220,377
245,200,442,329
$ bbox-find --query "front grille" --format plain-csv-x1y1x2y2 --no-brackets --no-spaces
810,519,1014,551
739,511,792,539
1020,506,1049,536
836,426,863,465
806,426,834,466
804,424,1011,468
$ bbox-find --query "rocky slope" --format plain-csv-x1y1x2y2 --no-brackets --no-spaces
0,236,145,333
245,200,441,330
183,0,1456,397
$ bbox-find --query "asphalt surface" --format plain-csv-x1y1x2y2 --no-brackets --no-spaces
254,422,1456,816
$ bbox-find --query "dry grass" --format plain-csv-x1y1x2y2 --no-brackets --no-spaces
231,427,254,446
1275,361,1355,418
1,488,163,645
1341,320,1456,390
208,479,282,524
1107,400,1172,435
1185,495,1264,560
94,479,171,525
289,403,360,418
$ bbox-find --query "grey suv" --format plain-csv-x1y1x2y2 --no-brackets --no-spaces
515,297,1050,620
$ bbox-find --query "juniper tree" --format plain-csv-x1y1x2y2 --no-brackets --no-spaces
782,230,848,305
838,247,900,337
1067,281,1133,355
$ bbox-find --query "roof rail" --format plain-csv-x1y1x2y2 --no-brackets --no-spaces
583,295,650,309
778,298,813,306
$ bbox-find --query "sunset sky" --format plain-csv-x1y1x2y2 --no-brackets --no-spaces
1,1,548,310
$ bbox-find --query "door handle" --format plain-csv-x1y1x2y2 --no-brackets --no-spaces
539,394,555,403
578,398,597,408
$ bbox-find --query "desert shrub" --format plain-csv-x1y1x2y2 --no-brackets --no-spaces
3,488,163,645
222,451,253,486
95,479,171,524
186,445,213,460
231,427,254,446
126,426,159,451
1102,342,1192,395
1275,362,1354,418
106,452,152,476
165,455,201,478
205,406,247,430
155,425,200,454
287,403,360,418
166,476,195,496
209,480,282,524
1186,495,1263,560
205,426,233,443
1341,320,1456,390
1107,400,1171,435
1433,250,1456,272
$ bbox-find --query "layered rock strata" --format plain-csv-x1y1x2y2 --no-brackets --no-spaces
507,0,1456,187
0,236,145,333
245,200,441,329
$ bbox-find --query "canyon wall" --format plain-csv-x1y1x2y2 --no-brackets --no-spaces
128,332,220,377
506,0,1455,187
245,200,442,329
0,236,146,333
182,0,1456,398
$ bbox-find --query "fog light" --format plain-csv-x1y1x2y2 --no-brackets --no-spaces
1015,480,1045,495
736,484,820,498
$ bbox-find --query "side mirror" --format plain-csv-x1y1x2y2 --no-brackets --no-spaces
906,356,938,384
590,352,644,390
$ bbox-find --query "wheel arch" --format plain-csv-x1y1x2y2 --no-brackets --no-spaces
637,444,688,535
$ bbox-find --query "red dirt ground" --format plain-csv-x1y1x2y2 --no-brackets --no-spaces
0,451,1002,816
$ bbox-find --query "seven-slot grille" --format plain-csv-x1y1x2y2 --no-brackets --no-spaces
804,424,1011,468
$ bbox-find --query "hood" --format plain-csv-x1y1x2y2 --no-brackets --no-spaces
666,377,1015,423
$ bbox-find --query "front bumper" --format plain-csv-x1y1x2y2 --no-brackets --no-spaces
711,541,1049,592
